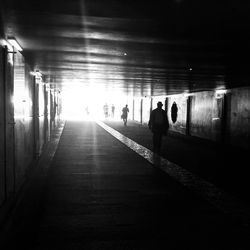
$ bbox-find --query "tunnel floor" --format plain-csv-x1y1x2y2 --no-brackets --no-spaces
104,119,250,204
2,120,250,249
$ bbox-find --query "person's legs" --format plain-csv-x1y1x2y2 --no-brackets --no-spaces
123,116,127,126
153,133,162,154
157,134,162,154
153,133,158,152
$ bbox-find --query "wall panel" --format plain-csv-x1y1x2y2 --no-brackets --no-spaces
229,87,250,149
133,97,141,122
0,47,5,205
5,48,15,198
190,91,222,141
142,97,151,125
14,52,34,190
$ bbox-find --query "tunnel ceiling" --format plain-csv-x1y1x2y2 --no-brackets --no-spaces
2,0,250,96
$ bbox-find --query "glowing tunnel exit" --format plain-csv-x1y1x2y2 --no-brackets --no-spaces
61,84,129,121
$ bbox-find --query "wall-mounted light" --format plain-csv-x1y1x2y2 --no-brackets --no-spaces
30,71,37,76
183,93,194,98
215,89,227,95
7,37,23,51
215,89,227,99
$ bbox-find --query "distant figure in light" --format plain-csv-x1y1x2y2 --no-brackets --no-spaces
121,104,129,126
111,104,115,118
85,106,89,115
148,101,169,154
103,103,108,118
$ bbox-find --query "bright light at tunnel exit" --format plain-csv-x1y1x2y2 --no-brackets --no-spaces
61,85,128,121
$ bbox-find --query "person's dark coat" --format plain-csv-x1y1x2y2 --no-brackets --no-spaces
148,108,169,135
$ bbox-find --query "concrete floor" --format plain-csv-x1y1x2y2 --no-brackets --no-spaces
104,120,250,203
1,120,250,249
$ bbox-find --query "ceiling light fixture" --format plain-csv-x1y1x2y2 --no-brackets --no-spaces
7,37,23,51
215,89,227,99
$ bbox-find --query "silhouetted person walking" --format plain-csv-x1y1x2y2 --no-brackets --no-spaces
121,104,129,126
111,104,115,118
148,101,169,154
103,103,108,118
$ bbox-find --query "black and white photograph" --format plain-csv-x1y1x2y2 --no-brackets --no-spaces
0,1,250,249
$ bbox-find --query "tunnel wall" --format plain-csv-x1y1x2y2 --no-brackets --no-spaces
4,46,15,203
14,52,35,190
142,97,151,125
134,97,141,122
166,89,250,149
189,91,222,141
0,44,61,210
0,45,15,207
134,88,250,150
37,83,45,156
0,47,5,206
167,95,187,135
228,87,250,149
44,86,51,143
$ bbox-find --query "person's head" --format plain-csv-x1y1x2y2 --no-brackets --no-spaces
126,104,128,107
157,101,163,109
